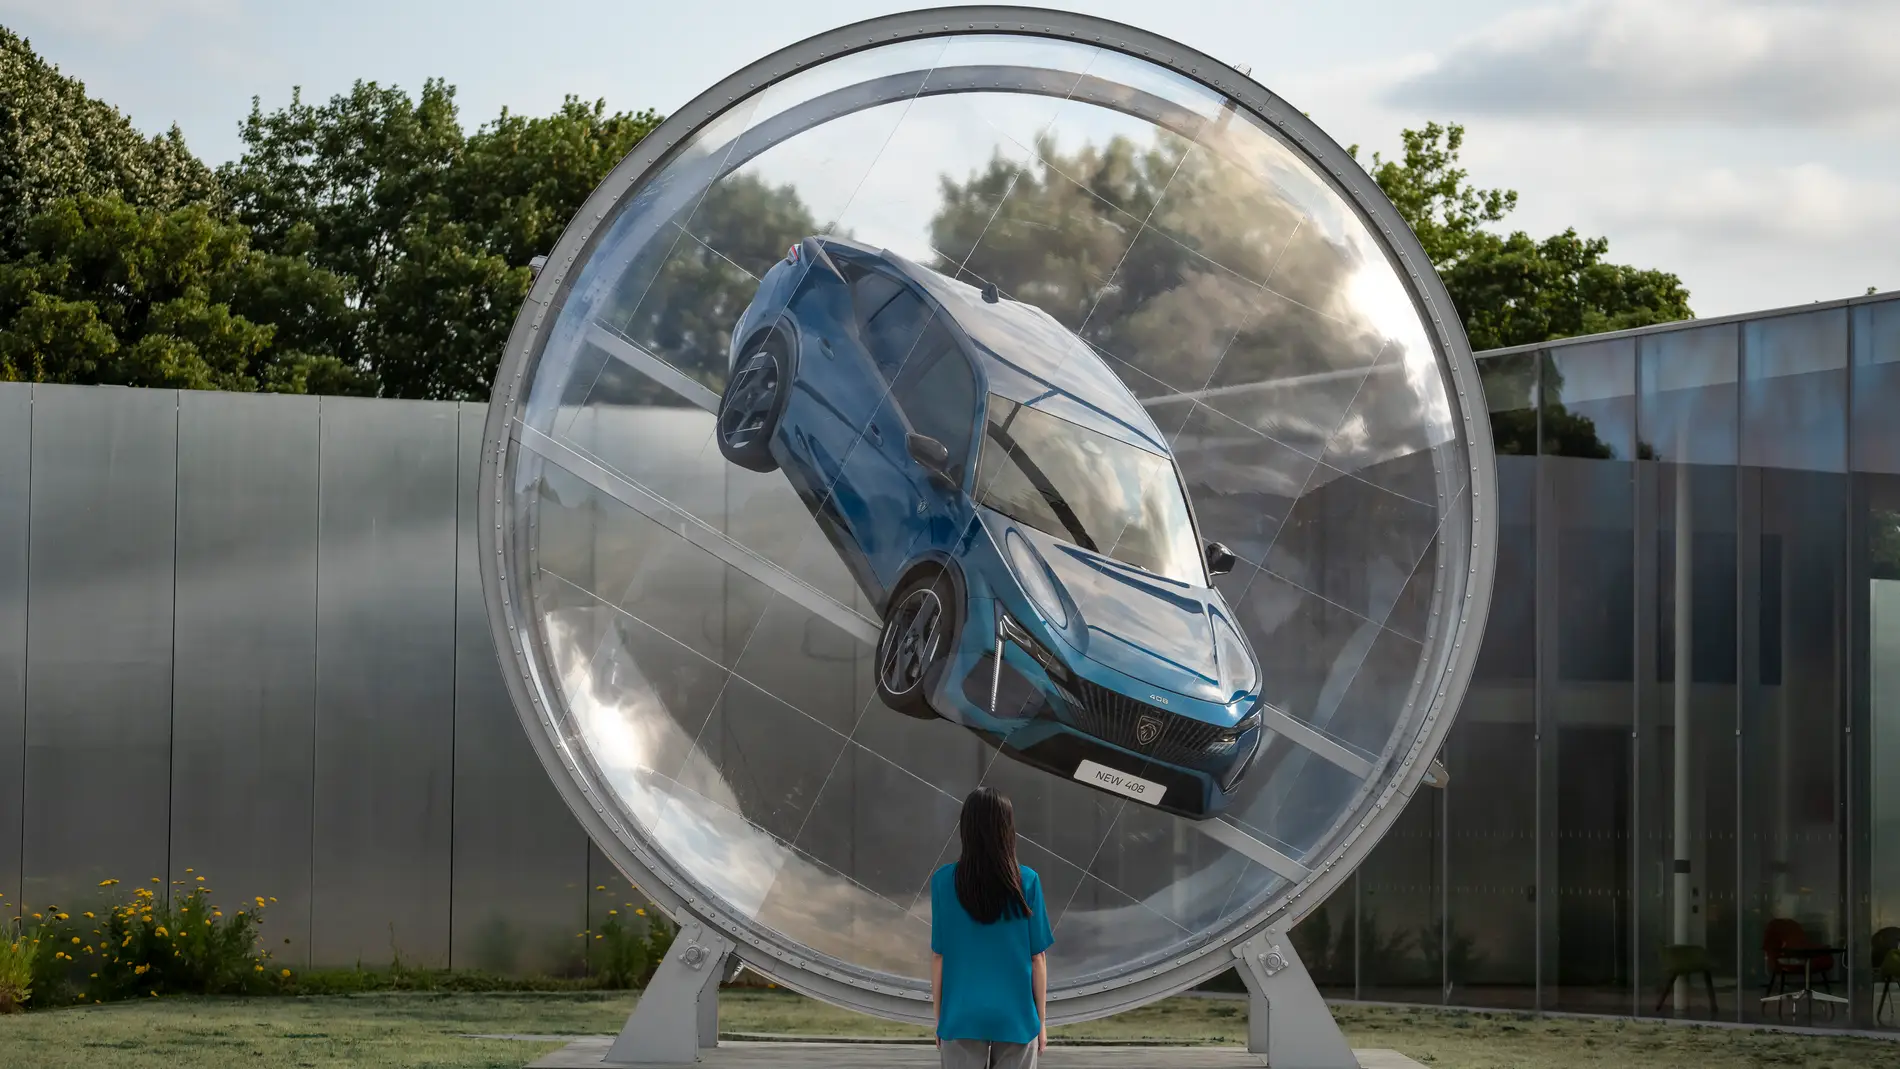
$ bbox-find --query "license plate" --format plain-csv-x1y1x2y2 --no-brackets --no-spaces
1073,759,1163,805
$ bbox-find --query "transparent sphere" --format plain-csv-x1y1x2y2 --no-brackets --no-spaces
485,23,1488,1017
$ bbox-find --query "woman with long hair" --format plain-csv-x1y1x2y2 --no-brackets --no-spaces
931,786,1054,1068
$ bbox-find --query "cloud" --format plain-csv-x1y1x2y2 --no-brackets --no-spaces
1384,0,1900,127
0,0,237,40
1592,161,1900,247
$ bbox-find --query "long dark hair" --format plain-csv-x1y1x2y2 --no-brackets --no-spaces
954,787,1030,924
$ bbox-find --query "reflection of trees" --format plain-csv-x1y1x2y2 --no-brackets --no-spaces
927,131,1398,464
591,173,817,405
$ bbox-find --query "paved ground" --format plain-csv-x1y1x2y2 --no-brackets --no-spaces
527,1036,1425,1068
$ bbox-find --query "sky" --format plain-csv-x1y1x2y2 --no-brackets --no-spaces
1,0,1894,318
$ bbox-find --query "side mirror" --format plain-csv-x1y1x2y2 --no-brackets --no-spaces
906,433,956,487
1205,541,1237,577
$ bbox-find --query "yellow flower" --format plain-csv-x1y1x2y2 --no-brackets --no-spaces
150,877,160,884
608,910,618,916
150,991,157,998
194,877,204,882
268,898,277,904
280,969,291,978
30,913,40,920
596,886,606,891
135,964,149,976
255,965,264,972
55,913,69,921
184,868,193,873
155,926,169,937
255,898,266,908
595,935,604,940
99,879,118,887
213,911,222,918
83,912,95,919
635,909,646,916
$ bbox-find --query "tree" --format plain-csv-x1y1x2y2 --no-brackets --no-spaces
0,28,217,257
221,81,663,400
1351,123,1693,351
0,194,367,393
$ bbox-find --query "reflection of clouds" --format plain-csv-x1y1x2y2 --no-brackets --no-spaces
543,606,933,977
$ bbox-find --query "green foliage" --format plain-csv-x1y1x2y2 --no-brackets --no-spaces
221,81,662,400
0,894,51,1013
1351,122,1694,350
78,877,283,1000
0,28,218,257
0,194,368,392
285,964,601,995
583,886,677,989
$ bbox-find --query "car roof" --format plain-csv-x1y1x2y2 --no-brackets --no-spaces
817,237,1170,456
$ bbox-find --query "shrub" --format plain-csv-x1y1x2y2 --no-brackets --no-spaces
0,911,49,1013
82,876,283,1001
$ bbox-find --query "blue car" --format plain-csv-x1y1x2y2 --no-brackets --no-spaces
715,237,1263,819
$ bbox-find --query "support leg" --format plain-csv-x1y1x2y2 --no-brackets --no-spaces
1234,926,1358,1069
603,922,735,1066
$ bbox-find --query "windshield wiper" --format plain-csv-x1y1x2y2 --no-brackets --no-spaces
983,422,1098,552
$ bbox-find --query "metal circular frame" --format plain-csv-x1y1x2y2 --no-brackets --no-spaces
479,4,1498,1025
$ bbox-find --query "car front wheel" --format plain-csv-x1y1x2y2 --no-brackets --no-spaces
875,571,957,720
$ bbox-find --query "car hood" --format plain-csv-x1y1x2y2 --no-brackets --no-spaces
1014,526,1228,702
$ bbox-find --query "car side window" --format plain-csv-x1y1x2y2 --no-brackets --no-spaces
860,285,932,380
892,324,978,477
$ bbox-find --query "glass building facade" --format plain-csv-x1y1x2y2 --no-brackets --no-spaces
1294,290,1900,1027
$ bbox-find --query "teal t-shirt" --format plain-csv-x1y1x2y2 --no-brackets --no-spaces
930,862,1055,1043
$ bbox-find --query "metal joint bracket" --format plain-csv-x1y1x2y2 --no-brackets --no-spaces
1233,928,1358,1069
602,921,735,1066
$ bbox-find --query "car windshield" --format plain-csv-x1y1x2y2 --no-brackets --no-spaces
975,396,1205,586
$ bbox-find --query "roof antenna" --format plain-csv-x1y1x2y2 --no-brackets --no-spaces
981,281,1000,304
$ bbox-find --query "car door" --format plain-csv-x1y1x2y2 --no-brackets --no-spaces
886,328,981,557
776,262,899,524
834,281,946,604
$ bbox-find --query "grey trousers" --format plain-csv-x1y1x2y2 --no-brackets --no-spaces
940,1038,1037,1068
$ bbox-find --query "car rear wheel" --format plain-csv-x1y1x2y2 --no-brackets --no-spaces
875,571,957,720
715,332,790,472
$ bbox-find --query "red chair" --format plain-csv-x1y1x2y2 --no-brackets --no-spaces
1762,918,1835,1018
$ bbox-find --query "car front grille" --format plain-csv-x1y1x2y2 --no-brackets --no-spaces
1068,679,1237,766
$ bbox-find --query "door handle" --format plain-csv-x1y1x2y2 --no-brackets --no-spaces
866,423,882,444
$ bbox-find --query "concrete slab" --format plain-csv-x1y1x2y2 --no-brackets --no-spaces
525,1037,1427,1068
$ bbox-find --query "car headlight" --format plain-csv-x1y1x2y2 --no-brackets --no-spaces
1004,530,1068,629
1213,613,1257,701
998,612,1070,682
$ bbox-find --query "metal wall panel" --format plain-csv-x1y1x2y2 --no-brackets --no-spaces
22,385,177,913
311,397,459,967
449,403,589,976
0,383,29,909
170,391,319,964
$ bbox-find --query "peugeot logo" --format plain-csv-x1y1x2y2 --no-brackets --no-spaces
1136,714,1163,747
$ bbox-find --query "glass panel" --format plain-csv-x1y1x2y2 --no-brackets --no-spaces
1742,310,1847,473
1447,456,1536,1008
1865,477,1900,1027
1852,299,1900,475
1479,351,1538,457
1542,453,1636,1013
1358,790,1442,1002
1639,324,1738,466
1636,461,1738,1019
1292,875,1358,997
1545,339,1636,460
1740,468,1847,1024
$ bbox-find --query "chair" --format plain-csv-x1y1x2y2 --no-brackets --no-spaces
1654,943,1719,1015
1873,927,1900,1026
1762,918,1835,1018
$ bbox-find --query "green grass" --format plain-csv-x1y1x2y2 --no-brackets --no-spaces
2,989,1898,1068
